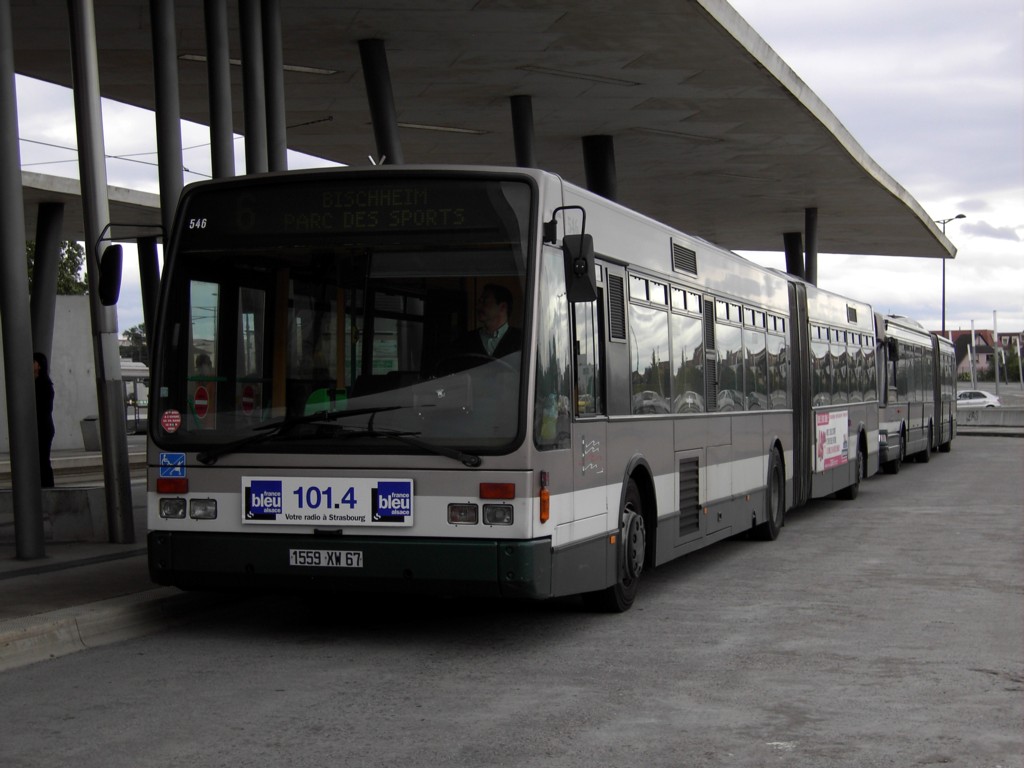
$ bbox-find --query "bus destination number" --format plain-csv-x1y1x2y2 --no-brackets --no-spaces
288,549,363,568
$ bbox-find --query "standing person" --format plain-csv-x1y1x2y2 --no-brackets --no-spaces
33,352,55,488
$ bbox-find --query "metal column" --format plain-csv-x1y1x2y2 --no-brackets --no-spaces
239,0,268,173
0,0,44,559
138,236,160,350
783,231,805,280
804,207,818,286
359,39,404,165
510,95,535,168
30,202,66,360
68,0,135,544
204,0,235,178
582,135,617,201
150,0,183,237
262,0,287,172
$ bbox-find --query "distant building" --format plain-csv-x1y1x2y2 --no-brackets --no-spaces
936,328,1022,378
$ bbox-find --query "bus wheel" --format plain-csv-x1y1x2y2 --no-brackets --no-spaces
754,448,785,540
883,431,905,475
584,479,645,613
917,425,932,463
837,445,864,500
939,419,953,453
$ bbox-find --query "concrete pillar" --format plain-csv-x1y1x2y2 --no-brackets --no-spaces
510,95,535,168
804,207,818,286
359,39,404,165
783,231,804,280
150,0,183,236
262,0,287,172
68,0,135,544
30,202,65,360
239,0,268,173
582,135,617,201
204,0,235,178
138,236,160,349
0,0,45,558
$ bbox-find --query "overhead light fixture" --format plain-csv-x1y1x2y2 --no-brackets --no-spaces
396,122,487,135
519,65,639,87
179,53,338,76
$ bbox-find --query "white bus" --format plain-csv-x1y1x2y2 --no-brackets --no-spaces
141,166,878,611
875,314,956,473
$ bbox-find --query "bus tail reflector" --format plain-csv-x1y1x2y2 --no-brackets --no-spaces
157,477,188,494
480,482,515,500
539,471,550,524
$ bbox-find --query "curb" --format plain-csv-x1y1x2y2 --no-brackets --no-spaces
0,589,229,673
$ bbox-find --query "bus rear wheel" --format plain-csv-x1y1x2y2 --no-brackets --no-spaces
754,448,785,540
836,444,864,500
584,479,645,613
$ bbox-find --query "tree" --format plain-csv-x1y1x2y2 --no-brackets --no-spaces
122,323,149,364
26,240,88,295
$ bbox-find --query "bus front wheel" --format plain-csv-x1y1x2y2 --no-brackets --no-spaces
584,479,645,613
754,447,785,540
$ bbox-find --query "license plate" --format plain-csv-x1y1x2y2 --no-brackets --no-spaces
288,549,363,568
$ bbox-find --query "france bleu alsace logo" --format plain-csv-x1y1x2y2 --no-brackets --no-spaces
373,481,412,523
246,480,284,520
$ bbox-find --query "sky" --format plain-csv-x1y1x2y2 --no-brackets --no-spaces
14,0,1024,336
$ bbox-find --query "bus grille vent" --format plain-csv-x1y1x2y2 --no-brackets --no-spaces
678,457,700,536
608,273,626,341
672,240,698,275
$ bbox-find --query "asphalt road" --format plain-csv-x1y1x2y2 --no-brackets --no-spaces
1,435,1021,768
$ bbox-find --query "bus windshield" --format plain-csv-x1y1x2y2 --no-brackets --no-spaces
151,174,533,456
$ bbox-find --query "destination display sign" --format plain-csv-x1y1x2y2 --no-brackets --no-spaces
175,175,533,247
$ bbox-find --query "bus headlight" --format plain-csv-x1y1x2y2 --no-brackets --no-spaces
189,499,218,520
448,503,479,525
483,504,513,525
159,498,187,519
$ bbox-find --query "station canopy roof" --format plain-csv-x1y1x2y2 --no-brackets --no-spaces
11,0,952,258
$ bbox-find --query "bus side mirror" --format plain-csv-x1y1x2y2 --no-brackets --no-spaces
98,244,123,305
563,234,597,303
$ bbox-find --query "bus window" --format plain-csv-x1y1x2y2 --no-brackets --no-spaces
535,247,571,449
188,280,220,430
744,328,767,410
767,332,789,409
811,339,831,406
629,304,671,414
574,300,603,416
848,344,864,403
235,286,267,423
716,322,743,411
896,343,910,402
833,339,849,404
864,341,876,402
671,313,704,413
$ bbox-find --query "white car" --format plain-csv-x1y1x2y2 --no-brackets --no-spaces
957,389,1001,408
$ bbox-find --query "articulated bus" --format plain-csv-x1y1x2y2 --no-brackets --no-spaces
874,314,956,474
142,166,880,611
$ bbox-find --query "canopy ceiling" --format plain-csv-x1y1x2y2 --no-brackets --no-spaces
10,0,952,258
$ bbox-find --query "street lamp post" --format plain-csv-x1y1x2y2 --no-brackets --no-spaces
936,214,966,337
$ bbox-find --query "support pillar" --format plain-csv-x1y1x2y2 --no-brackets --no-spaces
0,0,44,559
204,0,235,178
783,231,804,280
262,0,287,172
582,135,617,201
150,0,183,237
510,95,535,168
804,207,818,286
138,236,160,350
68,0,135,544
359,39,404,165
239,0,268,173
30,202,65,360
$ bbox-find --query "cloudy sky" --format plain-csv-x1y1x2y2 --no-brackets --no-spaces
15,0,1023,335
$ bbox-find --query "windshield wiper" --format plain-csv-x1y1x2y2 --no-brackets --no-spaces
330,426,482,468
195,405,403,465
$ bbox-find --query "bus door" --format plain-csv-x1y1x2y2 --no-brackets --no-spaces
570,292,608,526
